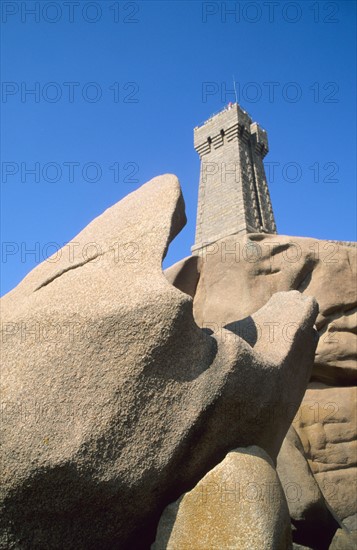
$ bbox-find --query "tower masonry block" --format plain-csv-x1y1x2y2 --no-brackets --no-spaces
192,103,277,254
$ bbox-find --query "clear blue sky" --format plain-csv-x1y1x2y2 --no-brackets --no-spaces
1,0,356,296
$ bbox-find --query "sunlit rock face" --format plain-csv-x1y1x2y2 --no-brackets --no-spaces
0,176,318,549
152,446,293,550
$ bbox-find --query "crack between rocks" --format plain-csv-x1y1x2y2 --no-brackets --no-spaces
34,253,104,292
316,303,357,332
313,462,356,472
297,266,315,292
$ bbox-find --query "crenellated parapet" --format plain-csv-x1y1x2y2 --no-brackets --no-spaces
194,104,255,155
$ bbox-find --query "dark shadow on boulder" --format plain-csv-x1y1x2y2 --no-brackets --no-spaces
225,315,258,347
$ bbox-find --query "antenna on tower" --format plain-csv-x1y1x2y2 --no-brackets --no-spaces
232,75,238,104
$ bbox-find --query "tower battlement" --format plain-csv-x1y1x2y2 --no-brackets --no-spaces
194,104,267,156
192,103,276,254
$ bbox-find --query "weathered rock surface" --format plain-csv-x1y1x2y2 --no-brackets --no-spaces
164,254,201,299
152,446,292,550
184,233,356,385
328,527,357,549
0,177,318,549
166,232,357,543
294,383,357,524
277,426,340,549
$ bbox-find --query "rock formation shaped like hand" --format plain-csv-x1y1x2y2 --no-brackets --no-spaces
0,175,318,549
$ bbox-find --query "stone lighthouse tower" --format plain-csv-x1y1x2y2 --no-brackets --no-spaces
192,103,277,254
